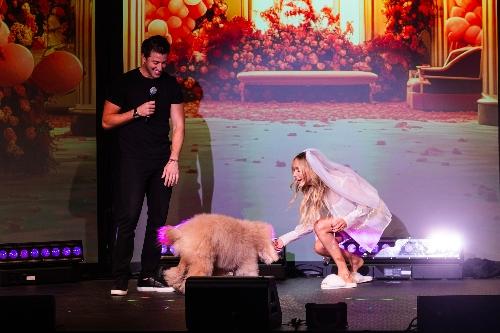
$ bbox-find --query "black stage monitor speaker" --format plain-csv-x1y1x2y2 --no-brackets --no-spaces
306,302,348,331
0,295,55,330
417,295,500,333
185,276,282,331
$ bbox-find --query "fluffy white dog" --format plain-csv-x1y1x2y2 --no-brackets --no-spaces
158,213,280,293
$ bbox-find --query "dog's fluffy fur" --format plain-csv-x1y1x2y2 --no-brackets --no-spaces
158,213,279,293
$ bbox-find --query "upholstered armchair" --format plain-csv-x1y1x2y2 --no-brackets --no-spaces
407,46,482,111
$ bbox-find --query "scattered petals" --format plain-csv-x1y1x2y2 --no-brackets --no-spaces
421,147,444,156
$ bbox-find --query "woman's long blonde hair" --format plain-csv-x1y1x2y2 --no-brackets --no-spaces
290,152,328,226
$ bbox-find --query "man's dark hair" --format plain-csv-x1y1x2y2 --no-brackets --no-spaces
141,35,171,58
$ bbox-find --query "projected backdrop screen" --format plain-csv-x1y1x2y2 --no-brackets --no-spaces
138,0,499,263
0,0,97,262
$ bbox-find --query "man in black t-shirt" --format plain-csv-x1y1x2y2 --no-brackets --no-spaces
103,35,185,296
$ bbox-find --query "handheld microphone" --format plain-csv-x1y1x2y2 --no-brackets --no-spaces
146,86,157,122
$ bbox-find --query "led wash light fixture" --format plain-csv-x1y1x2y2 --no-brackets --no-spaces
338,237,463,261
0,240,84,266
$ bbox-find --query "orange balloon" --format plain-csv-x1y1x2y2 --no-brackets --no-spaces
177,5,189,18
31,51,83,95
0,20,9,45
184,0,201,5
168,0,184,15
464,12,481,26
0,43,34,87
156,7,171,20
165,34,172,44
148,19,169,36
167,16,182,30
148,0,162,7
457,0,479,12
188,2,207,19
463,25,481,45
473,6,482,20
445,17,470,42
184,17,196,31
449,6,465,18
475,30,482,45
203,0,214,8
145,1,157,19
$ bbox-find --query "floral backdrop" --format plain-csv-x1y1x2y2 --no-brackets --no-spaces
145,0,437,102
0,0,79,174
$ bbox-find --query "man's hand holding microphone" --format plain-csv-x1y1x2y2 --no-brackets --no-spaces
133,86,157,121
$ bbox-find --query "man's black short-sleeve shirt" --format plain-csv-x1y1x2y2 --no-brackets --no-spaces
106,68,183,160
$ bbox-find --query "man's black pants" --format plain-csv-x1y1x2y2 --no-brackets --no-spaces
111,157,172,279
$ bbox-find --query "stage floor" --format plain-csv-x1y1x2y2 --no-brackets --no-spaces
1,276,500,332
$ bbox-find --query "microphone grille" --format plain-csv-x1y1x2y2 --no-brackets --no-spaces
149,86,157,95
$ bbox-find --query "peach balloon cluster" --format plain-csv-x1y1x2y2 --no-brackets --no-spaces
0,18,82,94
145,0,215,44
0,18,34,87
445,0,482,48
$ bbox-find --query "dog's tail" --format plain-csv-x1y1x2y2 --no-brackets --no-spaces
157,225,181,246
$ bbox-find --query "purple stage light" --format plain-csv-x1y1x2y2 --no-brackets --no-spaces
161,245,176,256
41,248,51,257
8,249,18,259
31,248,40,258
62,247,71,256
20,249,29,259
347,244,357,253
371,244,380,253
52,248,61,257
72,247,82,256
0,240,84,265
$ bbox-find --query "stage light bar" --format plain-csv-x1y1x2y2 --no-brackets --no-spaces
161,245,176,256
334,238,464,280
0,240,84,266
339,237,462,261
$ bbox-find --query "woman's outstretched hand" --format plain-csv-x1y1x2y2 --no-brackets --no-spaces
273,238,284,252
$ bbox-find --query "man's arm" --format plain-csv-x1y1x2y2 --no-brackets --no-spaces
102,100,133,130
168,103,185,160
102,100,155,129
161,103,185,187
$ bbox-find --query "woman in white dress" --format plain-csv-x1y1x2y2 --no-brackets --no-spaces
273,148,392,288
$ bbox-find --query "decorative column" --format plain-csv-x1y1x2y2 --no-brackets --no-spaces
477,0,498,126
430,0,448,66
226,0,248,20
364,0,386,40
69,0,96,136
123,0,145,72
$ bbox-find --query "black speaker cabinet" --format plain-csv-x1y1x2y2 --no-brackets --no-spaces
185,276,282,331
418,295,500,333
0,295,55,330
306,302,348,331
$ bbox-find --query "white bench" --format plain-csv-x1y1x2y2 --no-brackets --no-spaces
236,70,378,102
